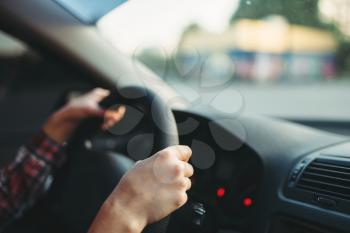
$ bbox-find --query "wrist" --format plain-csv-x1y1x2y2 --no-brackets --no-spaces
89,198,146,233
43,111,72,144
106,197,146,233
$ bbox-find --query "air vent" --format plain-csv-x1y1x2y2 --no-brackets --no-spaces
296,157,350,200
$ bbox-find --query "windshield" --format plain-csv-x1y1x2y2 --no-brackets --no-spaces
97,0,350,121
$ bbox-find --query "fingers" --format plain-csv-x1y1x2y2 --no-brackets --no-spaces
60,106,104,120
87,88,110,102
175,177,192,191
184,177,192,190
102,105,126,130
153,146,194,185
183,162,194,178
66,88,110,118
69,88,110,107
173,192,188,208
164,145,192,162
86,88,126,130
65,88,126,126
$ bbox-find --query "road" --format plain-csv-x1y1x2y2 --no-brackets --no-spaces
167,79,350,121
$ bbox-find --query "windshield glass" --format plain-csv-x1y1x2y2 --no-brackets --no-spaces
97,0,350,121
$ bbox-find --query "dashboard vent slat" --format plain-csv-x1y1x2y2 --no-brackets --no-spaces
311,161,350,172
296,158,350,201
297,184,350,200
303,172,350,186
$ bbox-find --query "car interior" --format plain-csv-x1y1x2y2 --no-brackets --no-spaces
0,0,350,233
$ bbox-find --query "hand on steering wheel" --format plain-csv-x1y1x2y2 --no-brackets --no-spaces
88,145,193,233
43,88,125,143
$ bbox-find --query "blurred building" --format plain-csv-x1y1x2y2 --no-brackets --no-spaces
178,17,338,82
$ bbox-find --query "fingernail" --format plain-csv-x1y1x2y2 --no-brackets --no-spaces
179,145,192,156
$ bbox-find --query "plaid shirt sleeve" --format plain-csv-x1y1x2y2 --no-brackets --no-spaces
0,130,66,228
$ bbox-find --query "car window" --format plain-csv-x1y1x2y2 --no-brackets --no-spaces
0,31,29,94
98,0,350,120
0,30,96,164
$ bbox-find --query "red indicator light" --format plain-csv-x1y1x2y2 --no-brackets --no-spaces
216,188,226,197
243,197,253,207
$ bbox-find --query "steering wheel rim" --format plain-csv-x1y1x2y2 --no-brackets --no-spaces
99,86,180,233
100,86,179,153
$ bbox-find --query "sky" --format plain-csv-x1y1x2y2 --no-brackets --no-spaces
319,0,350,37
98,0,240,54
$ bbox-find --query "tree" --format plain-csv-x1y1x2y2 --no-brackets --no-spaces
231,0,350,72
231,0,327,29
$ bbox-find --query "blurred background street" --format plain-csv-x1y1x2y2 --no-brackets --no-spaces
98,0,350,120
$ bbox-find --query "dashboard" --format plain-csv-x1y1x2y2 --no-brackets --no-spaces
90,106,350,233
171,110,350,233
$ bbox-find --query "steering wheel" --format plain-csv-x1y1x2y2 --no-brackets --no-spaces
9,86,179,233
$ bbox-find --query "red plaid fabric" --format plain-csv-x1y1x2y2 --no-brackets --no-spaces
0,130,65,229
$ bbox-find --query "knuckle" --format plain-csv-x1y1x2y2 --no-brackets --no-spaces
184,145,191,154
186,178,192,190
134,160,142,167
158,150,173,161
179,145,191,156
133,160,146,170
187,163,194,175
92,87,104,93
173,163,183,176
174,193,187,208
178,179,188,190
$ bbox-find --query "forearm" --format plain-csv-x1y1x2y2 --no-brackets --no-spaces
88,199,145,233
